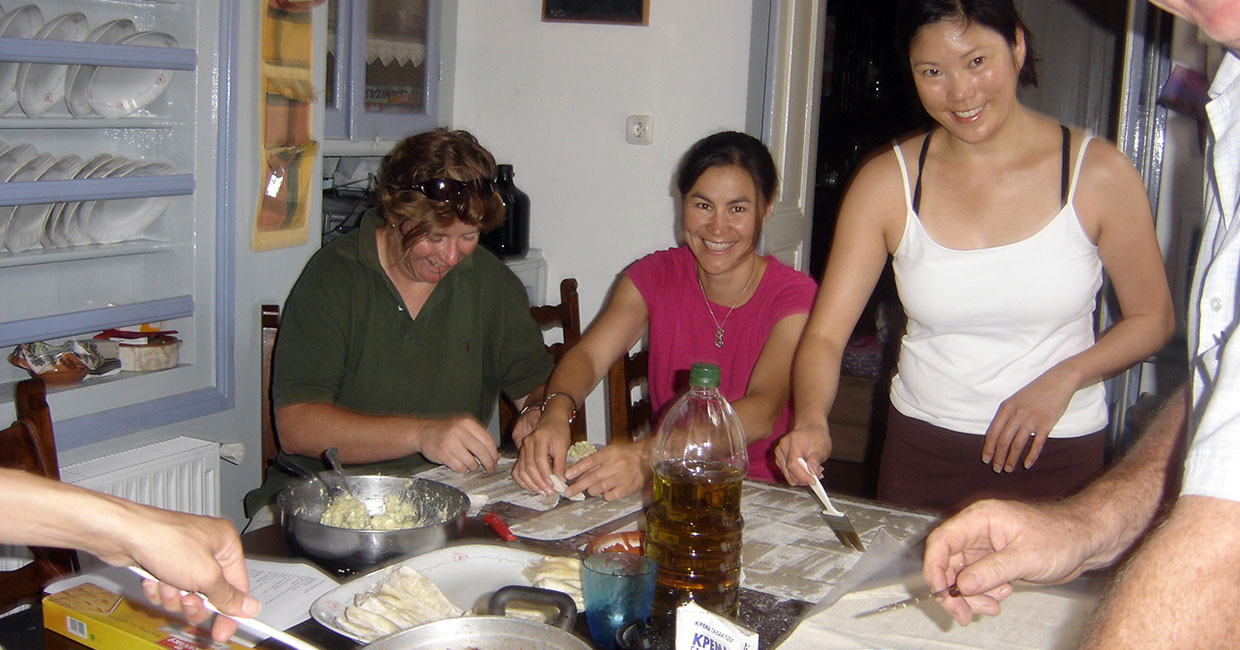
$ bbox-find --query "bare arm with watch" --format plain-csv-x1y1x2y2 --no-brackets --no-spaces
512,277,650,499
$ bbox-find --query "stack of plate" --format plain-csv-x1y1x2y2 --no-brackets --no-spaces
15,10,89,117
0,140,174,252
65,18,138,117
0,5,180,118
0,4,44,116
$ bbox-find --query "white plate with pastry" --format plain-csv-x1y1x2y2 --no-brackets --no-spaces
311,544,579,643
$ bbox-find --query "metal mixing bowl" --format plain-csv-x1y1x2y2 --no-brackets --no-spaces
277,475,469,571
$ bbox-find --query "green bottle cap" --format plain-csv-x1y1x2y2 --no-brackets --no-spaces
688,363,721,388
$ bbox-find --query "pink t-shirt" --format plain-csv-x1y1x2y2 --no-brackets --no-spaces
625,246,818,482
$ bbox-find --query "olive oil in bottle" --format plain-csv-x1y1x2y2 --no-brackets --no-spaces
644,363,748,618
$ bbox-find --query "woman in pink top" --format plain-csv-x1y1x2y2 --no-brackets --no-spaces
512,131,817,500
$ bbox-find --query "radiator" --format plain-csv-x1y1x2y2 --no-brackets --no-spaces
59,436,221,517
1,436,221,572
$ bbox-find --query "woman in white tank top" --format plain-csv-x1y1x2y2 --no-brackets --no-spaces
775,0,1174,513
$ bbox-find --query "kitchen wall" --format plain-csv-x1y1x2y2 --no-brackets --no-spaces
451,0,757,438
59,0,760,527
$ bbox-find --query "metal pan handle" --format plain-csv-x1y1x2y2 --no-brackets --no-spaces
488,585,578,631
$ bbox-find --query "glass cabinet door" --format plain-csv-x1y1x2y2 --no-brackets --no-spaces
325,0,440,142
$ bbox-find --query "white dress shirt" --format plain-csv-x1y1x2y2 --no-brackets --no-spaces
1183,50,1240,501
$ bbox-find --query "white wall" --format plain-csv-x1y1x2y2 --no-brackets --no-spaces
450,0,756,438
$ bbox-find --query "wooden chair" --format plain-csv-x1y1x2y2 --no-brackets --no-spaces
260,304,281,481
1,379,79,614
499,278,588,444
606,347,650,444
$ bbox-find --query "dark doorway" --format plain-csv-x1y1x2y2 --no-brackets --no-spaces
809,0,928,280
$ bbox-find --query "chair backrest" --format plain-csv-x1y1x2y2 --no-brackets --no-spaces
499,278,588,444
260,304,280,481
1,379,79,614
606,347,650,444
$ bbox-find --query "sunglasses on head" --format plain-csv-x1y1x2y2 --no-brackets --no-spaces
390,177,497,203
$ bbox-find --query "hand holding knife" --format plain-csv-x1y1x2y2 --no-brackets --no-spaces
854,583,961,618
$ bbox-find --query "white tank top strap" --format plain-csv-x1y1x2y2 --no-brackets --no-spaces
892,140,915,213
1065,134,1094,205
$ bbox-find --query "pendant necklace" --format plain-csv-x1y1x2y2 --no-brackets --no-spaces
697,258,757,349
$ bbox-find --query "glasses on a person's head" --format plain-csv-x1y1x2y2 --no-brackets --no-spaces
390,177,496,203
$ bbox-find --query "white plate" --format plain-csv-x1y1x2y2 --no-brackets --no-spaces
78,160,173,244
16,12,88,117
61,155,128,246
0,5,43,115
0,142,38,181
65,18,136,117
4,154,81,252
310,544,549,644
86,31,178,119
40,199,70,248
73,157,140,243
0,151,54,250
45,153,112,247
59,199,93,246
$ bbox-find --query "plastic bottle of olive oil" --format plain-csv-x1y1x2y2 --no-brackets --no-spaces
644,363,748,618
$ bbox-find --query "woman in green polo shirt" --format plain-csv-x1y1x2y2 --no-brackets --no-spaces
244,129,553,517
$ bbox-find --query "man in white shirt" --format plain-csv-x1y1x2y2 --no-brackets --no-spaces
921,2,1240,646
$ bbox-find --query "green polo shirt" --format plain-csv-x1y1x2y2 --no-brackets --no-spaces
247,210,552,515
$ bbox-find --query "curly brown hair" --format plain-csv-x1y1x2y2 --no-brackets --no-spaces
376,129,506,248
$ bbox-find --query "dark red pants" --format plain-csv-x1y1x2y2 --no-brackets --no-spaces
877,406,1106,515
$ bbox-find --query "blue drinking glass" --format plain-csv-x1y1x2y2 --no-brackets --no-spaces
582,552,657,650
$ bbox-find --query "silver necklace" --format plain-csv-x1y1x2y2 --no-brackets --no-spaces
697,259,757,349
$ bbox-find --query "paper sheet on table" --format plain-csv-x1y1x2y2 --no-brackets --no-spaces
45,559,338,647
810,528,921,612
417,458,644,541
775,578,1103,649
737,482,936,604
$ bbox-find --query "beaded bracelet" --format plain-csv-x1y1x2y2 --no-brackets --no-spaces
541,391,578,424
518,392,579,424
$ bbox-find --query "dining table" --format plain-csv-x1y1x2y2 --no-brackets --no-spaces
1,457,1107,650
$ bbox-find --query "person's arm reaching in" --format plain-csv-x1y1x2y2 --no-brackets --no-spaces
777,149,906,485
0,469,259,643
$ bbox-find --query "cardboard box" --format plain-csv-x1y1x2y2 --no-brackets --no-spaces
43,582,248,650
